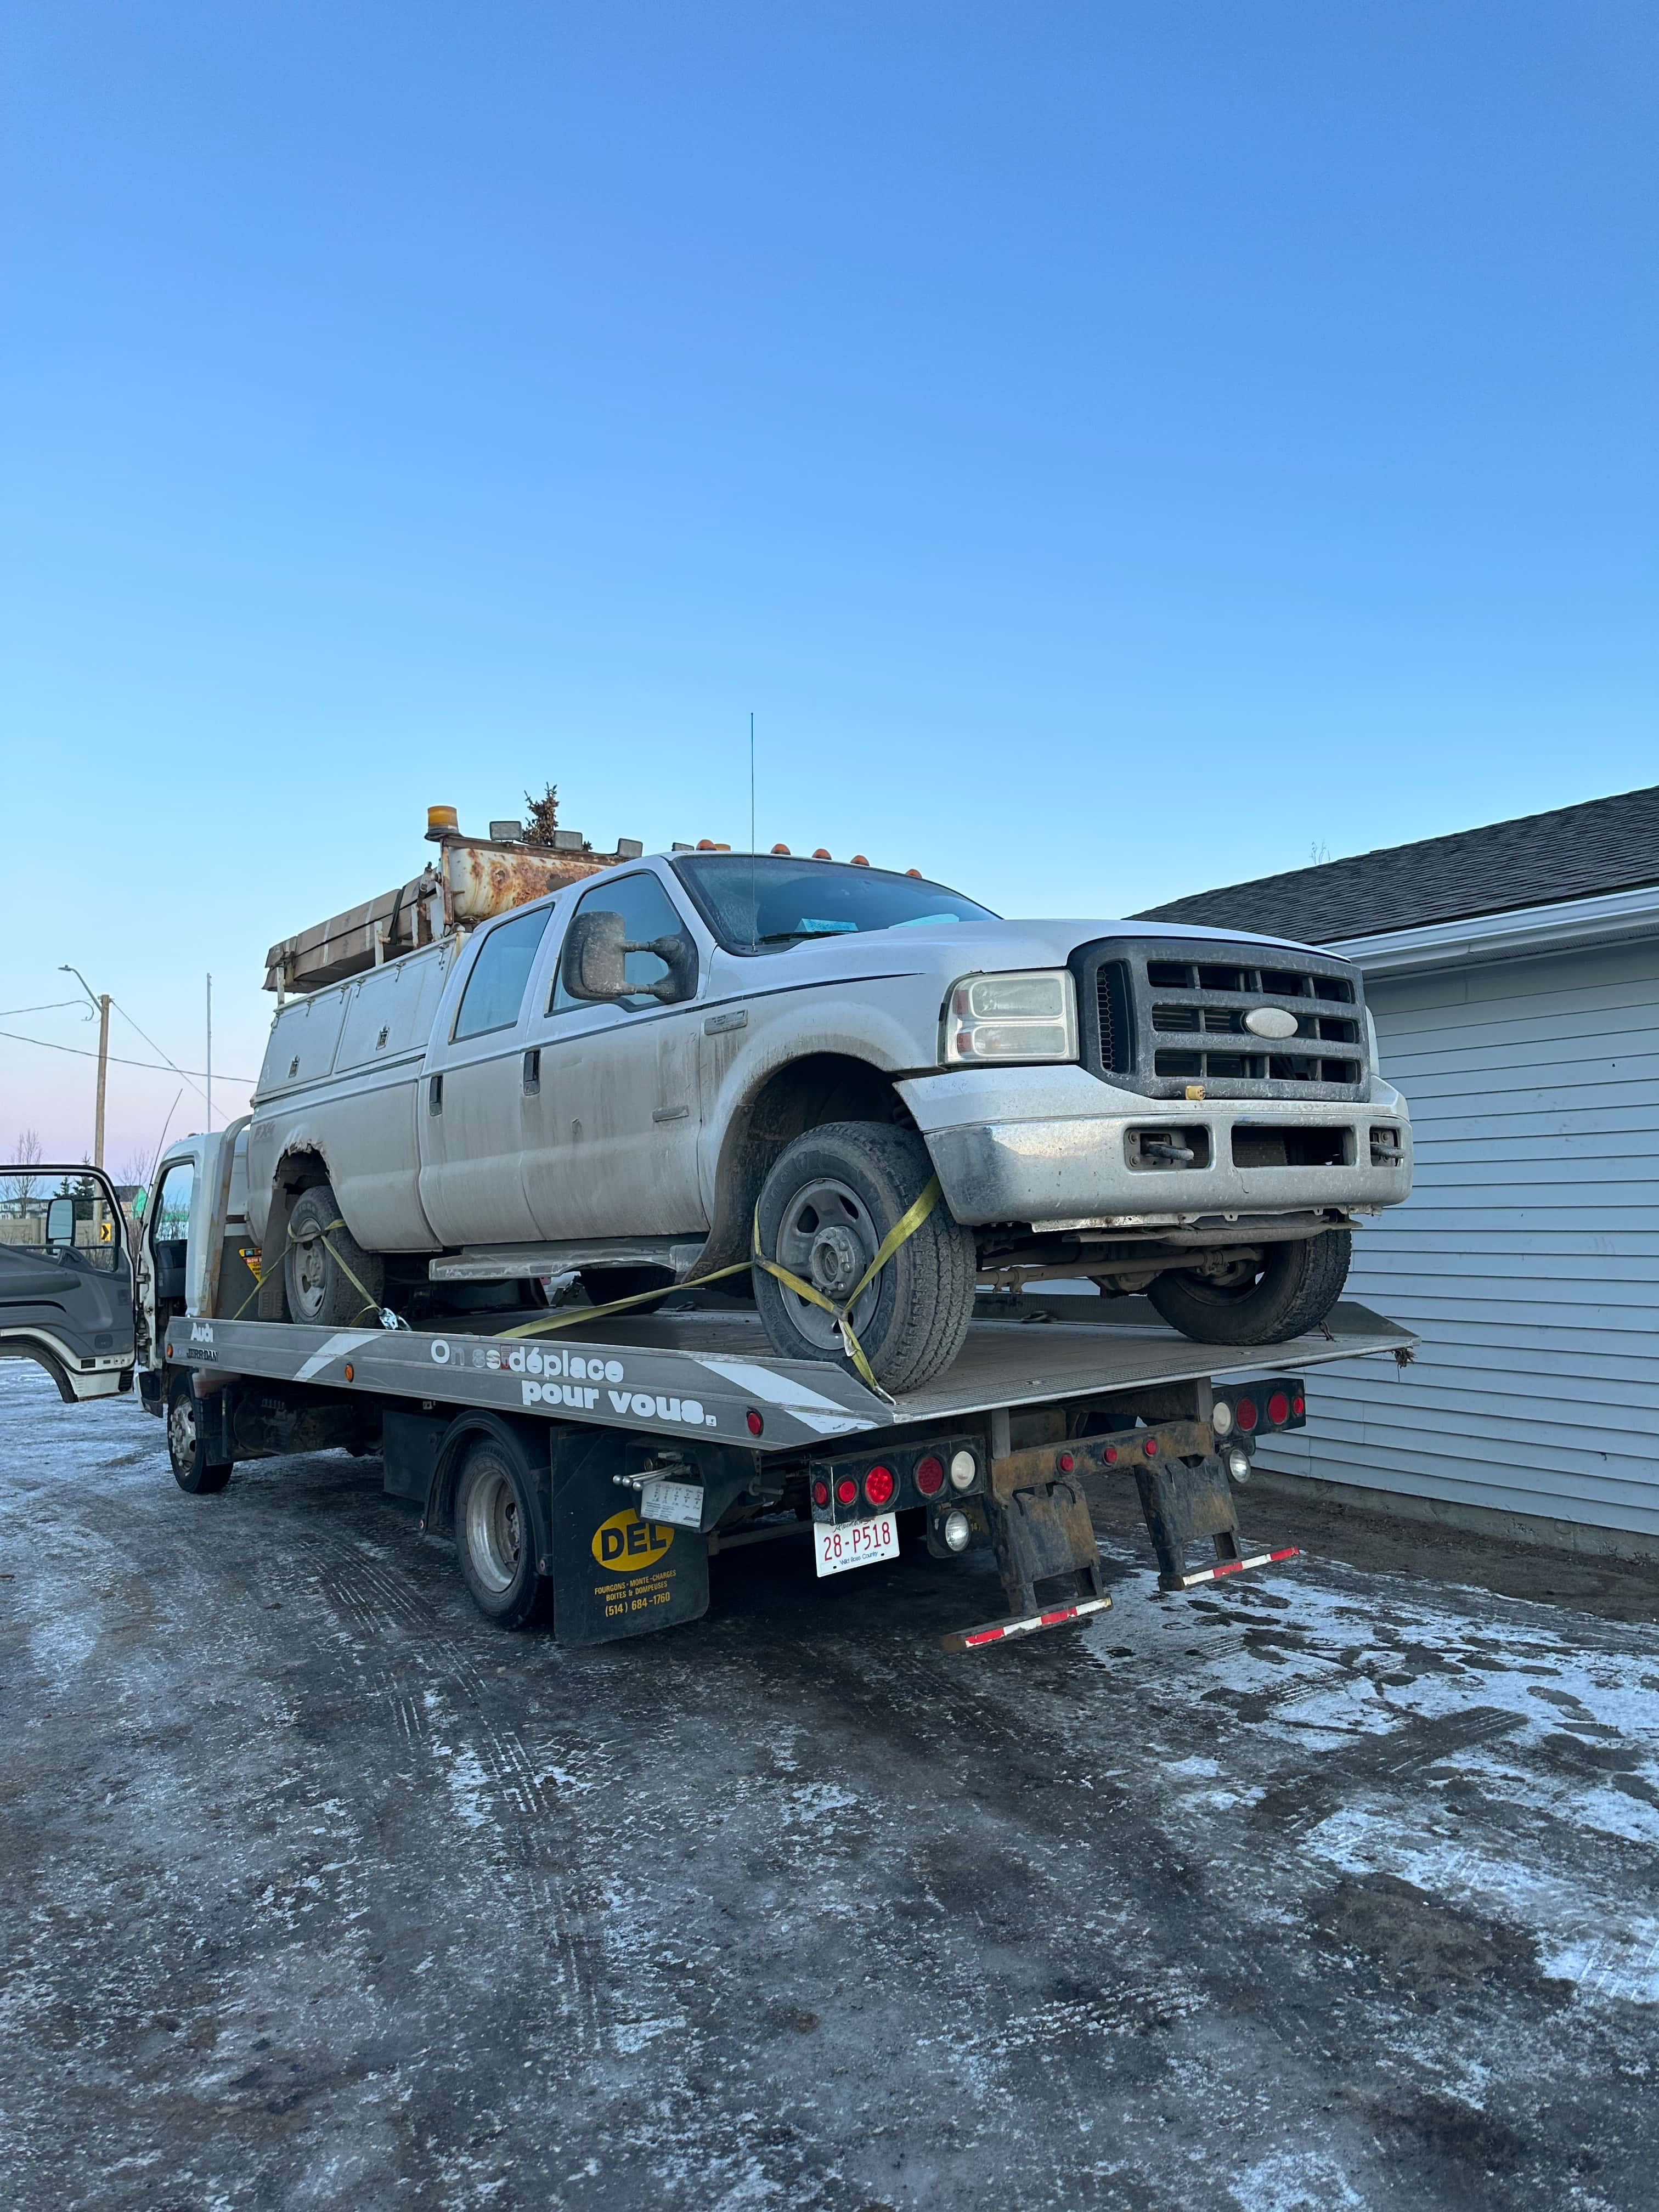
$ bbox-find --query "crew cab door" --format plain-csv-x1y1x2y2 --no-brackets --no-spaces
520,868,708,1240
0,1162,135,1402
417,903,558,1246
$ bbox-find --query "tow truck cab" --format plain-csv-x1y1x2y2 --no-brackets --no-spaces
0,1161,136,1402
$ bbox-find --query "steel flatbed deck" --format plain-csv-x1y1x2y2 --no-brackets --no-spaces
165,1295,1413,1453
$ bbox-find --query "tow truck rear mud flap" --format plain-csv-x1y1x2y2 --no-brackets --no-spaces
1133,1452,1300,1592
549,1429,710,1647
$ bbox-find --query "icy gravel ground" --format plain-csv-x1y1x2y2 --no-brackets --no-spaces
3,1363,1658,2211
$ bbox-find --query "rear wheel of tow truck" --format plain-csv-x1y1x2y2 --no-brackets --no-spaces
166,1372,232,1495
455,1440,551,1629
752,1121,977,1393
283,1184,384,1327
1146,1228,1352,1346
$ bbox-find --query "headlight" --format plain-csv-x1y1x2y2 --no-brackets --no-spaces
943,970,1078,1065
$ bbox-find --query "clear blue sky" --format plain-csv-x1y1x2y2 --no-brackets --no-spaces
4,1,1655,1169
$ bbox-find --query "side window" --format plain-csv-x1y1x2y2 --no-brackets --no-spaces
153,1163,194,1245
453,907,554,1042
550,873,695,1015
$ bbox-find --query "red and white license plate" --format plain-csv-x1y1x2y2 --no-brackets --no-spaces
814,1513,900,1578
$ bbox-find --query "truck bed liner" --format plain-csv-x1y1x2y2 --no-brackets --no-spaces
166,1298,1412,1453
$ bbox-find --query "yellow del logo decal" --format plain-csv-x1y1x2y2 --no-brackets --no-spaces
591,1509,675,1573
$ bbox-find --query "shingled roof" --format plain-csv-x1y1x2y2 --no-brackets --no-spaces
1133,785,1659,945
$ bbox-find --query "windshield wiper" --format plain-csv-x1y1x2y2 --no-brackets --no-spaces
752,928,855,944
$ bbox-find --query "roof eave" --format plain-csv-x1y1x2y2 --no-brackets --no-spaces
1329,882,1659,976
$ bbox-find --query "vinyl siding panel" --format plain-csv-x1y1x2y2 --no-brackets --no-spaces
1255,936,1659,1537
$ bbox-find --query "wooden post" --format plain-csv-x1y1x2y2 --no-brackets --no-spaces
94,994,110,1169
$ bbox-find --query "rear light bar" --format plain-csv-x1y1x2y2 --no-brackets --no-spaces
809,1436,983,1521
1210,1376,1306,1443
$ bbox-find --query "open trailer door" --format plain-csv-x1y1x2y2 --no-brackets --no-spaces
0,1163,136,1402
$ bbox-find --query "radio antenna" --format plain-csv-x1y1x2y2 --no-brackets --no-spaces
748,710,758,947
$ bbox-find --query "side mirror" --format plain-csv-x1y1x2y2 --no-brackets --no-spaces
46,1197,75,1246
563,910,630,1001
564,915,698,1006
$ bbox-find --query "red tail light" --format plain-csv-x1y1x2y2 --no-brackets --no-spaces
1142,1436,1159,1457
864,1465,896,1507
1234,1397,1259,1431
746,1409,764,1436
812,1479,830,1508
1057,1452,1075,1473
1267,1391,1290,1425
915,1454,945,1497
835,1476,859,1506
1292,1393,1305,1417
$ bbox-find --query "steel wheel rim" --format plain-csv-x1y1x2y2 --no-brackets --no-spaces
1173,1255,1265,1304
774,1176,883,1352
466,1468,522,1594
168,1395,196,1469
290,1231,328,1319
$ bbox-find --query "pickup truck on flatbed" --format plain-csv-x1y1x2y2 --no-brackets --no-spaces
247,826,1414,1394
0,1134,1414,1654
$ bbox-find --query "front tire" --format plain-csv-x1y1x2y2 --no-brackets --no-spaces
167,1373,232,1494
284,1183,384,1327
455,1440,550,1629
1146,1229,1352,1346
752,1122,975,1395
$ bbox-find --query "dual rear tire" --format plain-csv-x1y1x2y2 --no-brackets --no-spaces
455,1440,550,1629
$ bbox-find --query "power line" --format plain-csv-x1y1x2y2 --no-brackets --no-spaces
109,997,214,1111
0,999,85,1018
0,1028,255,1085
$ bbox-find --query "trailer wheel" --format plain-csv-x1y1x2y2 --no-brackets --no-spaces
166,1373,232,1495
455,1440,551,1629
1146,1229,1352,1346
753,1122,976,1393
284,1183,385,1326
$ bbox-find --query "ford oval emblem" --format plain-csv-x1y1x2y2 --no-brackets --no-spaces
1243,1005,1300,1040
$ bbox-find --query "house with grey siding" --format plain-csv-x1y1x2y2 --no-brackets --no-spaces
1138,785,1659,1556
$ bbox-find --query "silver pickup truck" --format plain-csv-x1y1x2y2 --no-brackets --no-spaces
248,850,1412,1390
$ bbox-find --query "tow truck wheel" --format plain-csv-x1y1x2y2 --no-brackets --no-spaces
1146,1228,1352,1346
753,1121,976,1394
283,1183,385,1327
455,1440,551,1629
166,1373,232,1495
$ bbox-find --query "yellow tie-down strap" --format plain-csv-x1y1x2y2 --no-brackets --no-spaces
242,1177,943,1403
227,1216,391,1325
748,1173,941,1400
504,1172,941,1401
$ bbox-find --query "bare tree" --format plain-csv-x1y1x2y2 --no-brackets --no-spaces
3,1128,43,1218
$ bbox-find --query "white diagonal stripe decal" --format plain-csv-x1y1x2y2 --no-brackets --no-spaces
294,1330,380,1383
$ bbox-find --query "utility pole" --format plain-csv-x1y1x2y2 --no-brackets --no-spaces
93,994,110,1169
59,964,111,1167
206,973,213,1131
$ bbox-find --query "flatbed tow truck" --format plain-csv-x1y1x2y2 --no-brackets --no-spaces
3,1132,1415,1652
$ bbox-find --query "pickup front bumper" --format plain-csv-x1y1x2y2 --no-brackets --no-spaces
896,1065,1413,1231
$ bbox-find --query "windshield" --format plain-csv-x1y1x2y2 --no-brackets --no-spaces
673,854,996,953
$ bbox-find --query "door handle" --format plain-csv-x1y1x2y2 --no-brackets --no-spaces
522,1048,541,1096
428,1074,443,1116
